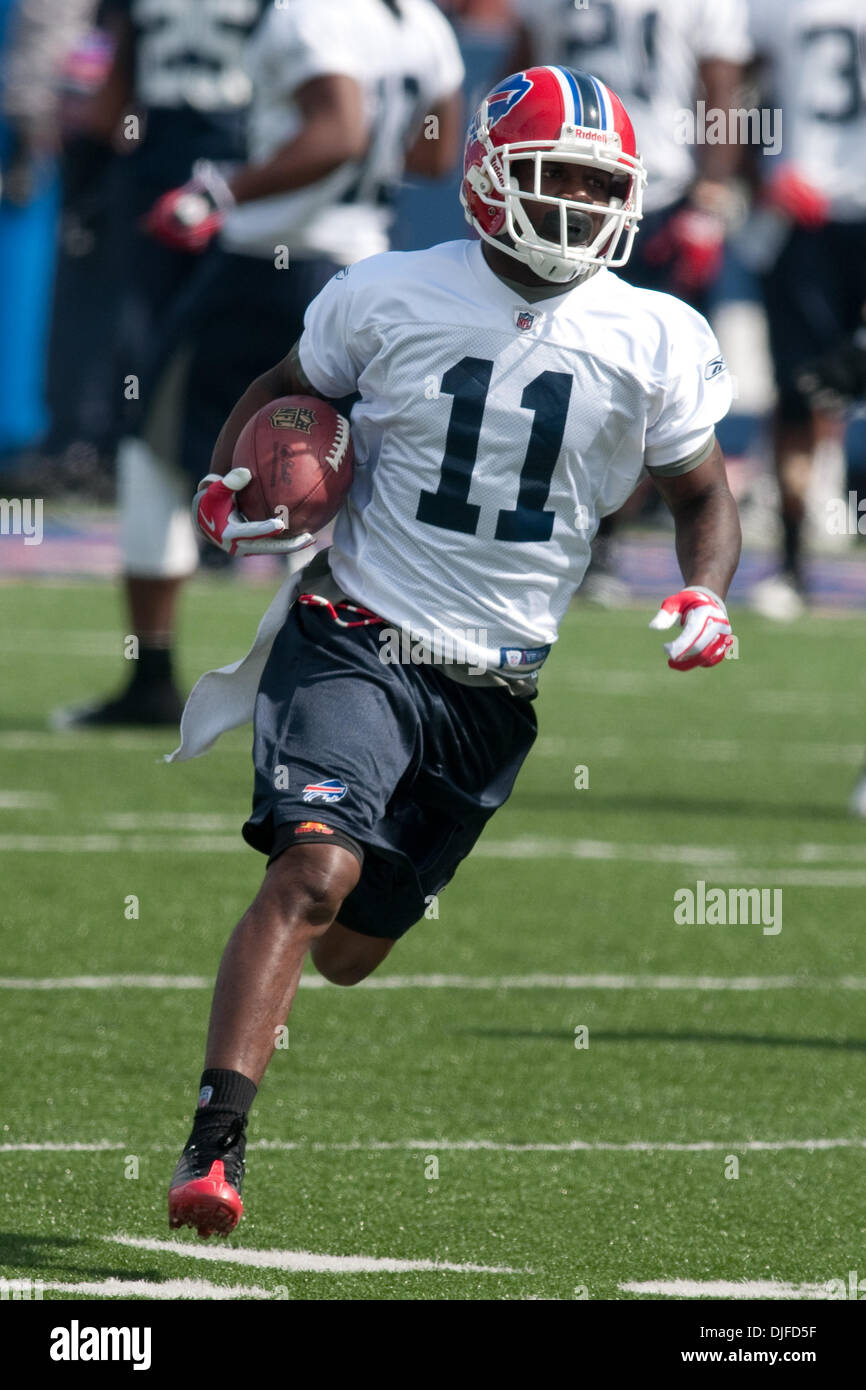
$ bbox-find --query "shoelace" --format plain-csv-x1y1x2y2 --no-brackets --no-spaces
185,1113,246,1161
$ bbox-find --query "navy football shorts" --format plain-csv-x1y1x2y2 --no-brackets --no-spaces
242,600,538,940
762,221,866,422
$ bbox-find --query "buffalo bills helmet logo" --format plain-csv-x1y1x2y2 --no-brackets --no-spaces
470,71,534,142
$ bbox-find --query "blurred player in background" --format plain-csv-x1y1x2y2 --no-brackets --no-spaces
165,65,740,1238
504,0,752,602
0,0,97,461
47,0,266,716
796,316,866,819
743,0,866,621
56,0,464,729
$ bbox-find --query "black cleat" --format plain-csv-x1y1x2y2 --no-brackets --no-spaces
51,680,184,730
169,1115,246,1238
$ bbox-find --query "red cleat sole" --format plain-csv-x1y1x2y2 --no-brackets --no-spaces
169,1175,243,1239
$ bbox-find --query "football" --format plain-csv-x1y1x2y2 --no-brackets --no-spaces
234,395,354,538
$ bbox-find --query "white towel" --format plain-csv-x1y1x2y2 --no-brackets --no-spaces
165,572,302,764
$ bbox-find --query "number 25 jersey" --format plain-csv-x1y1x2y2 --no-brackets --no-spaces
298,239,732,666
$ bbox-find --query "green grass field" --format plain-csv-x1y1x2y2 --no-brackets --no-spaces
1,576,865,1301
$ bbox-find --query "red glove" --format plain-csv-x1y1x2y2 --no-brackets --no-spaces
145,160,235,252
643,208,726,295
649,587,733,671
193,469,312,556
763,166,829,228
644,204,722,291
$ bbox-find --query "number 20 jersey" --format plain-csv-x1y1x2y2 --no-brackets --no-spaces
298,240,733,668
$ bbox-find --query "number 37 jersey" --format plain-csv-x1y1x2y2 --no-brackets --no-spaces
298,240,732,667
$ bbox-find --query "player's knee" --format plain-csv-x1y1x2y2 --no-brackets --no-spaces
311,953,372,987
258,844,359,935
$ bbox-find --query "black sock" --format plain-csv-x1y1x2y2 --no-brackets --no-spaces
133,644,175,686
781,515,802,581
190,1068,257,1141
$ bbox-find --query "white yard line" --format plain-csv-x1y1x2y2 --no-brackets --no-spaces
107,1234,520,1275
0,791,55,809
1,830,864,884
3,1136,864,1156
4,971,866,991
5,971,866,992
0,975,212,989
248,1137,866,1154
0,731,184,753
620,1279,834,1299
1,1276,275,1299
107,813,241,831
534,735,863,764
0,1141,124,1152
0,834,243,853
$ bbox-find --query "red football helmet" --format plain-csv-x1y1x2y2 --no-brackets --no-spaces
461,66,646,284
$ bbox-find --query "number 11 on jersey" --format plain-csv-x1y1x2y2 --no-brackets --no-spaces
416,356,574,543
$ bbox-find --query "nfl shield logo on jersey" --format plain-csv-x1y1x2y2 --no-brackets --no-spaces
515,309,538,332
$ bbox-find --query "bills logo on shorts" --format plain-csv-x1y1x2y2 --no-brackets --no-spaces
302,778,348,804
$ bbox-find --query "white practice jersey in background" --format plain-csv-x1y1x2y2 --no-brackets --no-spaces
512,0,753,213
298,240,732,671
221,0,464,261
749,0,866,222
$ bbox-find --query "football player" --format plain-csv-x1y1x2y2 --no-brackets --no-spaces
50,0,269,720
167,67,741,1237
796,318,866,820
503,0,753,603
743,0,866,621
55,0,463,729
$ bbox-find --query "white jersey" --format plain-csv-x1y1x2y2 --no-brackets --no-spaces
298,240,732,673
748,0,866,222
513,0,753,212
221,0,464,261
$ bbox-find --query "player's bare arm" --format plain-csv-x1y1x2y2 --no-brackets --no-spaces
651,438,741,599
693,59,746,191
403,90,464,177
208,342,323,479
144,73,370,252
227,74,369,206
648,439,741,671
